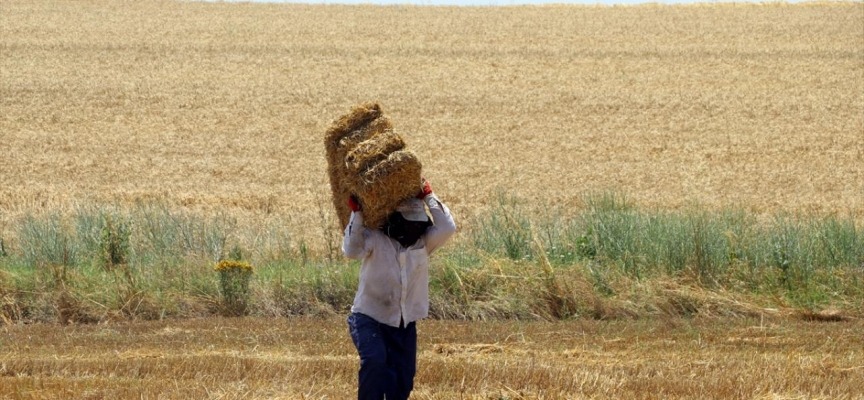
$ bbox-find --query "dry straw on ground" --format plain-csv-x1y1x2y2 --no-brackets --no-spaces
2,316,862,399
325,103,422,229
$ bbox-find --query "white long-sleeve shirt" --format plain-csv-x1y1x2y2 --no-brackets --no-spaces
342,194,457,328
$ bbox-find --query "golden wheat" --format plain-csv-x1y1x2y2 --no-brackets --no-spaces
1,0,862,252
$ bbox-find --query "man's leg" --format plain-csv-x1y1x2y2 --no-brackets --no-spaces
348,313,392,400
381,321,417,400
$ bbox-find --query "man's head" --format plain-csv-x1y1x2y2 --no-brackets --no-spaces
382,198,432,248
395,198,429,223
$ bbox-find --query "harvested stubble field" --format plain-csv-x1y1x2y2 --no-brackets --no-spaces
2,316,863,399
2,1,864,398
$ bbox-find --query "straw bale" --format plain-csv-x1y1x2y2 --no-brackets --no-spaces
323,102,381,158
325,103,391,229
350,150,423,230
324,103,421,230
346,130,405,174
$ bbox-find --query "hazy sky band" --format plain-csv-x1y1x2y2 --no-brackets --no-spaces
203,0,823,6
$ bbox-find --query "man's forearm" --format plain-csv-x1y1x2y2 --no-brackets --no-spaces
342,211,367,259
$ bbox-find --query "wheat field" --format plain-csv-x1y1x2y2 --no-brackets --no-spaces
2,2,863,398
2,316,862,399
1,0,862,251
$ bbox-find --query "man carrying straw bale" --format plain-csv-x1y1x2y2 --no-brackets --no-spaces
325,103,456,399
343,179,456,400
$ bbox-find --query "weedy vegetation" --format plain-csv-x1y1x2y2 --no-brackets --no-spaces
0,194,861,324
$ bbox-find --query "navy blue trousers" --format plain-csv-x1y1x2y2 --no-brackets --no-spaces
347,312,417,400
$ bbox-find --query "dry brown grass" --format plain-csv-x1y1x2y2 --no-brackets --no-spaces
1,316,862,399
1,0,862,251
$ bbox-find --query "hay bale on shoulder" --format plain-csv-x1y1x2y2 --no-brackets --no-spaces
324,103,382,159
346,130,405,176
324,103,422,230
350,150,422,230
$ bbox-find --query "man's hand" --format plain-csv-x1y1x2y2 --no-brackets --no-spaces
348,195,362,212
417,178,433,199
